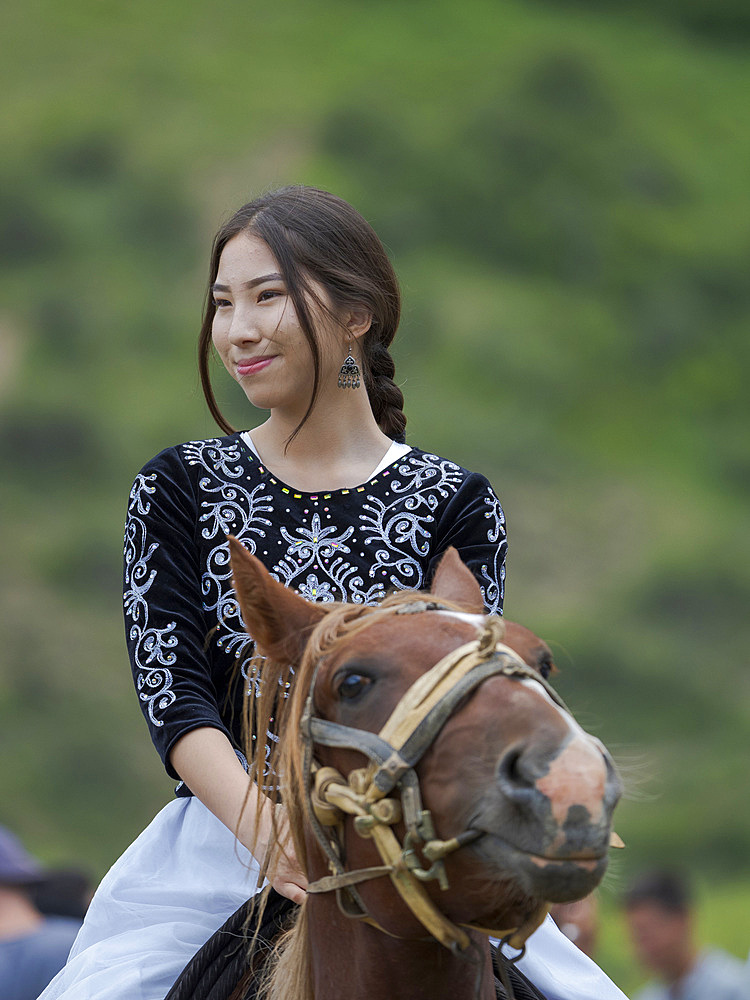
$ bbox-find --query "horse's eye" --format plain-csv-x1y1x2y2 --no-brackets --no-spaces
336,672,372,701
538,653,553,681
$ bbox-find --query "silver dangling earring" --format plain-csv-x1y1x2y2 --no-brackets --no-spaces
337,344,360,389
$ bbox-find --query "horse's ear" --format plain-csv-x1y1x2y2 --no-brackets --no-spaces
228,535,325,662
430,547,485,613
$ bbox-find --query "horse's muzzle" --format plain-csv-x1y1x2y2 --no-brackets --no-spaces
472,732,621,901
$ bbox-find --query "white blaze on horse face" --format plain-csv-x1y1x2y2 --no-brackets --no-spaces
438,608,614,832
519,677,585,740
434,611,486,627
519,677,612,836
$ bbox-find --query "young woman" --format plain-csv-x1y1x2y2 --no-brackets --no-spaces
41,186,625,999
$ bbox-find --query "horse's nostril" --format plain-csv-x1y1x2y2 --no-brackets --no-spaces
497,744,536,792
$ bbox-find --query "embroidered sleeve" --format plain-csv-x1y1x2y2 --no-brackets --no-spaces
123,448,232,777
427,472,507,614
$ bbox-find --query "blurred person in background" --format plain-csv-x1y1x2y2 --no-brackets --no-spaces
0,825,83,1000
28,870,93,923
549,893,599,959
624,869,750,1000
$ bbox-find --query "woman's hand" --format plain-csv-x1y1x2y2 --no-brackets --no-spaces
170,728,307,903
255,803,307,903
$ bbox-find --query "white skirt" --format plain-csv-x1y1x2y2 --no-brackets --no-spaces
39,795,627,1000
38,796,262,1000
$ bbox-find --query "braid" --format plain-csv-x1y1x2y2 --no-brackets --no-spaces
364,338,407,443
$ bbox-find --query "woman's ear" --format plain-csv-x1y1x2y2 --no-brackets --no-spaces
344,306,372,340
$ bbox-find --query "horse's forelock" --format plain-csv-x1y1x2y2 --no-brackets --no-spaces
303,589,478,663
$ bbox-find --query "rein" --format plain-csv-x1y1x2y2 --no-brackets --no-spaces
300,607,565,956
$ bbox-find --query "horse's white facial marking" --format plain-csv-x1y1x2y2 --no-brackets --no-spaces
436,611,606,760
519,677,585,741
434,610,486,627
519,677,612,830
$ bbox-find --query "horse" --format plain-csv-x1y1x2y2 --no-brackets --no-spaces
168,541,621,1000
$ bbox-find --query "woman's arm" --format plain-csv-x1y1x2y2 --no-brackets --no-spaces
170,726,307,904
125,447,306,902
124,452,238,773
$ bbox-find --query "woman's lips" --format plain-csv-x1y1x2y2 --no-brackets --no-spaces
236,356,275,376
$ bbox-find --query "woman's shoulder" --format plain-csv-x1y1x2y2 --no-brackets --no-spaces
134,431,250,478
127,433,259,517
400,446,497,493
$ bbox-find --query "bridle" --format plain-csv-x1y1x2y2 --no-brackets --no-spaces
300,602,571,956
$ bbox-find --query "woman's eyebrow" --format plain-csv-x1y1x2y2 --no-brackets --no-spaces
211,273,283,293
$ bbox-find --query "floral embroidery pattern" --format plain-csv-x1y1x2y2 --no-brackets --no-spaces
185,439,275,668
360,454,465,591
478,491,506,614
123,473,178,726
273,514,368,603
279,513,353,565
298,574,335,602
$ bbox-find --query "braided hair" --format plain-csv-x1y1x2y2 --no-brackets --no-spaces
198,186,406,443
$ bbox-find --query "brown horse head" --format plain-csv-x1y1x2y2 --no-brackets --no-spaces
230,538,621,998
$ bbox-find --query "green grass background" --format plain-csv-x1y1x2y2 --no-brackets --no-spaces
1,1,748,993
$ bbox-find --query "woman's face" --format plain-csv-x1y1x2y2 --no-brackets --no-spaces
211,232,342,416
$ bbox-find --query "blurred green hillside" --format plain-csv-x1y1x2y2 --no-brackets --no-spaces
1,0,748,991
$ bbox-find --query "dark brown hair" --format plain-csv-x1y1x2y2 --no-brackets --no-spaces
624,870,693,914
198,186,406,443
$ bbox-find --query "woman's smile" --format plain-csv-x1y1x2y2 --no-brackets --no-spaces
236,355,277,377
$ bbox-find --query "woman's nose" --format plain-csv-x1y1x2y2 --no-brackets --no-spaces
227,309,261,345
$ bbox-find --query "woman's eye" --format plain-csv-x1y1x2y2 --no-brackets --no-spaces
258,289,281,302
213,298,231,309
336,673,371,701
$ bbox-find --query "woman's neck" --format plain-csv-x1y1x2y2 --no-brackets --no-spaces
249,401,395,493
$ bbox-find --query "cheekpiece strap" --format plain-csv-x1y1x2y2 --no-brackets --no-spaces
308,718,403,767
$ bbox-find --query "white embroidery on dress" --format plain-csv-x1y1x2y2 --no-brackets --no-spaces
360,453,464,590
185,439,275,668
273,514,370,602
280,512,353,563
123,473,178,726
272,515,384,603
478,492,506,615
184,438,246,481
298,574,335,602
125,438,506,774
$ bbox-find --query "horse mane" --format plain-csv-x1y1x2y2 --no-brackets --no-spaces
242,589,475,1000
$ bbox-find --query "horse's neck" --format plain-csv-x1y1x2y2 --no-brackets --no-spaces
306,895,495,1000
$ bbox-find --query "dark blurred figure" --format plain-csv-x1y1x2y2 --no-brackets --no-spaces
624,869,750,1000
549,893,598,958
29,870,93,922
0,826,84,1000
